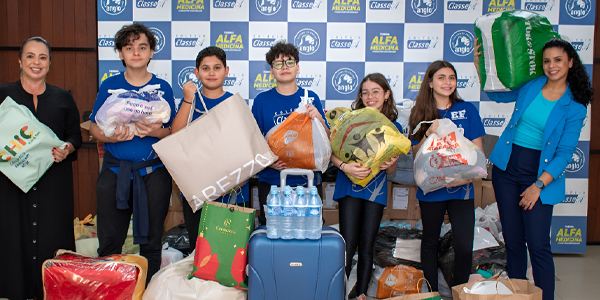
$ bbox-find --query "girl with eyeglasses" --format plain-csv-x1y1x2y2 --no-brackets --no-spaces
330,73,402,300
408,60,485,292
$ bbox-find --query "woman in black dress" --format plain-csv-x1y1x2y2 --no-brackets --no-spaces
0,37,82,300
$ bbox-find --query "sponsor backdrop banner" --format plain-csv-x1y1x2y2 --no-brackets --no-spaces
98,0,595,253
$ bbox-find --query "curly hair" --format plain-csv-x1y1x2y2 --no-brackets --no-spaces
196,46,227,68
351,73,398,122
19,37,51,61
265,40,299,66
408,60,463,141
542,38,593,107
114,23,157,67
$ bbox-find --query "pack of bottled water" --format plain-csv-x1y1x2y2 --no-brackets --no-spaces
266,185,322,240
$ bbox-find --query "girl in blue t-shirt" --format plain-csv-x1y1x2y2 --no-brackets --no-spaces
330,73,402,300
408,60,485,291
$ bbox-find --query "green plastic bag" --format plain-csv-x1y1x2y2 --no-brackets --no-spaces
0,96,66,192
189,200,256,290
475,10,560,92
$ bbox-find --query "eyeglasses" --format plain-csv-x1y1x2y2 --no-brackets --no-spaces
360,89,382,99
272,60,298,70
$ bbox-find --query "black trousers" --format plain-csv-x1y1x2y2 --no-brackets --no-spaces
339,196,385,296
96,167,171,284
257,180,324,226
419,199,474,291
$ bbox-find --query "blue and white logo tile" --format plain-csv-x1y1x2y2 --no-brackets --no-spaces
297,61,327,101
565,141,589,179
288,0,328,22
250,61,277,99
224,60,250,99
560,0,594,25
172,0,210,21
249,22,287,60
98,21,131,60
405,0,443,23
289,23,327,61
559,25,594,64
99,61,127,86
555,179,588,216
478,101,514,136
99,0,133,21
171,21,210,60
211,22,249,60
483,0,519,14
133,0,171,21
551,215,586,253
403,23,443,62
328,0,366,22
520,0,559,24
452,62,480,101
148,59,172,86
326,62,365,100
251,0,288,21
326,23,366,62
136,21,171,60
210,0,249,21
402,62,429,100
444,0,482,24
366,24,403,62
365,62,403,103
366,0,404,23
172,60,201,99
443,24,475,62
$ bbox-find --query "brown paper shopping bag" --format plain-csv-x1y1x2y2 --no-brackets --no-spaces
385,278,441,300
451,275,542,300
153,92,277,212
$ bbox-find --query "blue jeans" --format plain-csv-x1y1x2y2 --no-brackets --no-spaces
492,144,554,300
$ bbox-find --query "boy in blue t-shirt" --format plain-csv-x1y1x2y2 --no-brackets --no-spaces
171,46,250,251
89,23,176,283
251,41,330,225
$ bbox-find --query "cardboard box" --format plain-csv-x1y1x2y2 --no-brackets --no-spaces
481,180,496,208
163,211,184,233
383,183,420,221
323,209,339,226
322,182,338,209
169,180,183,212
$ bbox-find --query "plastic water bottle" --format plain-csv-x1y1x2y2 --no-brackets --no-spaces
280,186,294,239
307,186,322,239
266,185,280,239
294,187,308,239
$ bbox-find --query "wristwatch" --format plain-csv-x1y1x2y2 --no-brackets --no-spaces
535,179,545,189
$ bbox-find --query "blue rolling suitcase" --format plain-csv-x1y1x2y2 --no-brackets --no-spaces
247,169,346,300
247,225,346,300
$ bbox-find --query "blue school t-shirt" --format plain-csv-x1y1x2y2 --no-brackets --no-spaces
251,87,328,186
333,122,403,206
90,73,177,176
178,91,250,204
410,101,485,202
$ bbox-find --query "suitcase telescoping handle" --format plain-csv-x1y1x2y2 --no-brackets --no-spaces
280,168,314,188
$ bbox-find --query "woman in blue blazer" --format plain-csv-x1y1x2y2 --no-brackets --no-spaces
474,38,592,300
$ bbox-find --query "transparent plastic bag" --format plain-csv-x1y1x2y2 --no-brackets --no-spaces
74,214,97,240
413,119,487,194
95,84,171,137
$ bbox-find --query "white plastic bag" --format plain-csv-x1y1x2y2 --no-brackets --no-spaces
95,84,171,137
473,227,500,251
160,243,184,269
413,119,488,194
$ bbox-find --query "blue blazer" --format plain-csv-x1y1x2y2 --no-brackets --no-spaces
486,75,587,205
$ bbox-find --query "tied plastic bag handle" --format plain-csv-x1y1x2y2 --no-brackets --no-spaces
186,83,210,127
411,119,461,137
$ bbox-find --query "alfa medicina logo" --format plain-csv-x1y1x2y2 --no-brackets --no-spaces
370,34,399,53
406,71,424,91
332,68,359,95
571,38,592,52
406,36,439,50
256,0,281,15
563,191,585,204
411,0,437,17
215,31,244,51
136,0,166,8
102,0,127,15
213,0,242,8
174,34,207,47
447,0,478,10
253,71,277,90
223,74,244,87
252,35,282,48
150,27,166,54
482,115,507,127
523,0,555,11
449,30,474,56
177,66,202,89
296,75,322,88
369,0,401,10
331,0,361,13
294,29,321,56
565,147,585,173
98,35,115,48
484,0,516,12
330,36,361,49
292,0,323,8
176,0,205,11
565,0,591,19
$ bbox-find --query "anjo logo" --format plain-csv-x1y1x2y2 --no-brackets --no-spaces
177,66,202,89
332,68,359,95
101,0,127,15
449,30,474,56
256,0,282,15
294,29,320,56
150,27,166,54
565,0,591,19
565,147,585,173
411,0,437,17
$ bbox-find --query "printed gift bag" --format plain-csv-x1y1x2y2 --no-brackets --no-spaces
0,96,66,192
188,200,256,290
